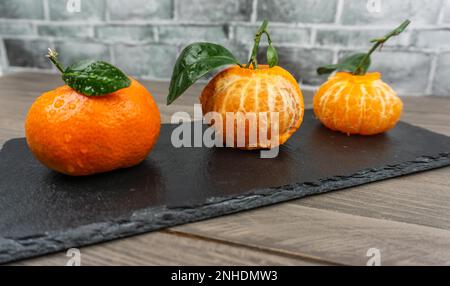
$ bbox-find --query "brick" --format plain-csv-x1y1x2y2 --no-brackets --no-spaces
223,41,250,65
370,51,431,95
433,52,450,96
4,39,51,69
159,25,228,45
49,0,105,21
113,44,179,79
257,0,337,24
338,50,431,94
258,47,334,85
341,0,442,25
443,1,450,24
213,42,250,69
95,25,154,43
0,21,34,36
55,41,110,68
0,0,44,19
412,29,450,49
316,28,409,48
38,24,92,38
108,0,172,20
235,25,311,45
176,0,252,22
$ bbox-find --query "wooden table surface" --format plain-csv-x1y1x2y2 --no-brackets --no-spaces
2,72,450,266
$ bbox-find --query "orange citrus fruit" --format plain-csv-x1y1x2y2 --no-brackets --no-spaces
313,72,403,135
200,65,304,149
25,79,161,176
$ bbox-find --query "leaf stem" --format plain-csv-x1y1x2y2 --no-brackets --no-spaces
245,20,272,69
354,19,410,75
353,42,380,75
46,48,65,73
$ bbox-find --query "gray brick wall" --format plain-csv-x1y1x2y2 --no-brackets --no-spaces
0,0,449,96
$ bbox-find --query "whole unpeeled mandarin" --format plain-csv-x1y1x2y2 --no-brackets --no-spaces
25,79,160,176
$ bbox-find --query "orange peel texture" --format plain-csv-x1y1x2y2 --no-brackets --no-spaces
25,79,161,176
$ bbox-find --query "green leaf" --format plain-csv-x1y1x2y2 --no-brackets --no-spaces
257,20,269,35
317,53,370,75
167,42,239,105
370,20,410,44
317,20,410,76
267,45,278,68
62,60,131,96
389,19,411,37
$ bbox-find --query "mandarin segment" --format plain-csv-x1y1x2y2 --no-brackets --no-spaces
200,65,304,149
25,79,161,176
313,72,403,135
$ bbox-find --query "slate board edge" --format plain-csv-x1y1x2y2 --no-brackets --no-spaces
1,152,449,265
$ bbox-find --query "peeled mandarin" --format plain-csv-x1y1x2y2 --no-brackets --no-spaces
313,72,403,135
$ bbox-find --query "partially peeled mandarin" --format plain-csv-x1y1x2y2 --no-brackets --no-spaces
200,65,304,149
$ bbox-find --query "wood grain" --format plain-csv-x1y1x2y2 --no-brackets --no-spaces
11,231,325,266
294,168,450,229
174,204,450,265
1,72,450,266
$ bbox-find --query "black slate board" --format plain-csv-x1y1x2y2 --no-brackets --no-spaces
1,110,450,264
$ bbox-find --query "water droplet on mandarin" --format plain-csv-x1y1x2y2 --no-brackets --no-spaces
54,99,64,108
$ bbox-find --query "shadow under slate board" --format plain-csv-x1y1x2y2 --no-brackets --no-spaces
1,110,450,263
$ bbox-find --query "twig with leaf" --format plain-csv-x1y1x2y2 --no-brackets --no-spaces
317,19,411,76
